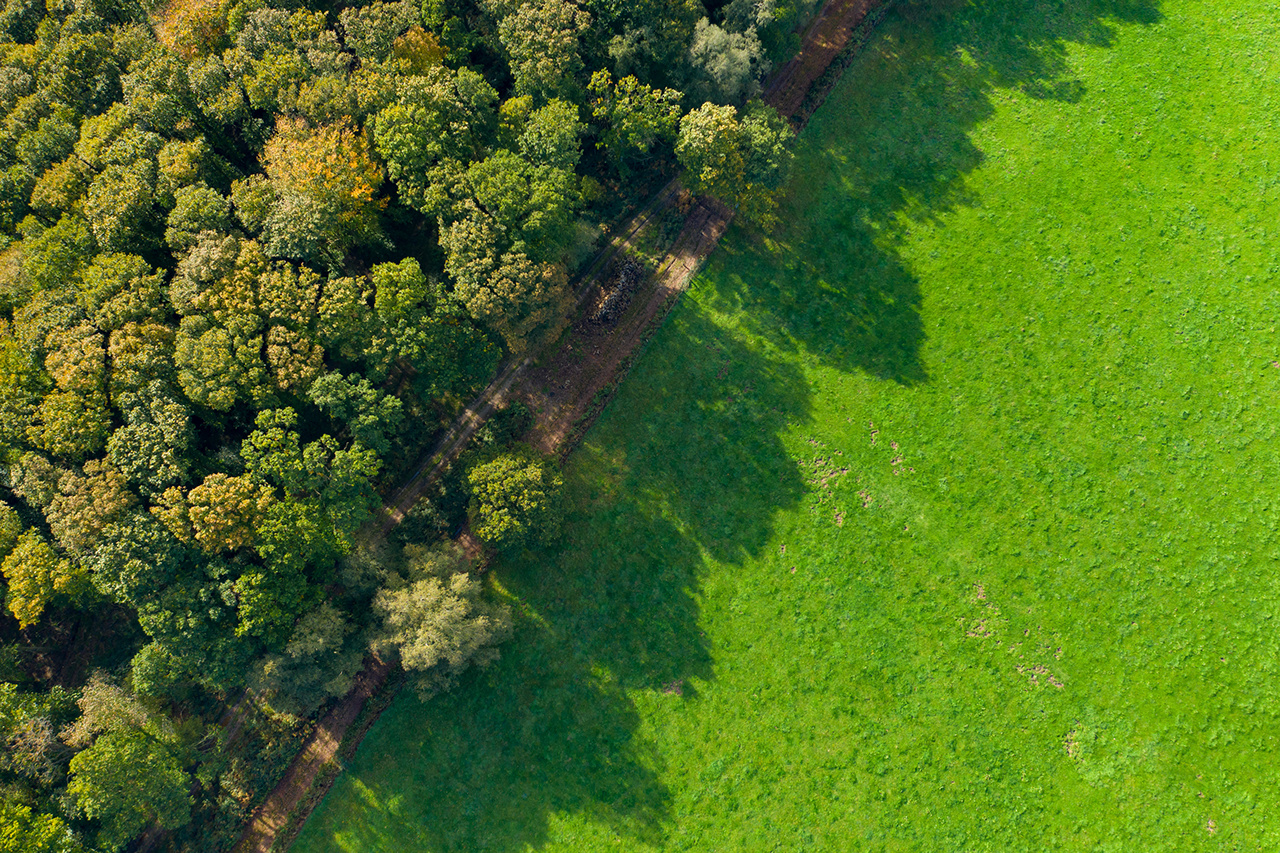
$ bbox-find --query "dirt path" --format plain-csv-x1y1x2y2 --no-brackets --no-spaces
764,0,881,119
234,1,893,848
233,658,390,853
518,194,735,455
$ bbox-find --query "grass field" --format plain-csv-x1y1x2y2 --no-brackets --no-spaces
294,0,1280,849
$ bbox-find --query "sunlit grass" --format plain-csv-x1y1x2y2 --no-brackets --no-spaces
295,0,1280,849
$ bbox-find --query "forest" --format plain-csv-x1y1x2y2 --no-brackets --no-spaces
0,0,800,845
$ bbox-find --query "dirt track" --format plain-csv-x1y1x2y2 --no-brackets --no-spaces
764,0,881,118
232,1,890,849
518,194,735,455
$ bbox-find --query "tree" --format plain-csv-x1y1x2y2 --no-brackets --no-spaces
186,473,274,553
174,313,269,411
17,213,95,296
133,568,251,690
66,729,192,851
0,682,77,786
0,502,20,557
77,253,165,326
259,118,384,266
106,381,192,496
518,99,584,171
0,321,41,463
372,67,496,214
27,320,111,461
0,529,84,627
164,184,231,252
465,149,579,259
241,408,382,554
44,459,137,555
675,99,794,224
248,602,364,718
232,563,311,646
87,511,190,607
685,17,768,105
106,321,175,397
308,371,403,455
371,542,511,697
58,673,156,749
6,452,61,512
588,71,682,174
257,262,324,394
497,0,591,100
466,449,563,552
337,0,417,63
83,159,159,254
0,797,86,853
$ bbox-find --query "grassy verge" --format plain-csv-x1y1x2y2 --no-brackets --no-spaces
293,0,1280,849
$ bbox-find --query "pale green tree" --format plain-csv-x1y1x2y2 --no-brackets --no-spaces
66,729,191,851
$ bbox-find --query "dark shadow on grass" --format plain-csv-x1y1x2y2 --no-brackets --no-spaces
306,308,810,853
704,0,1162,385
301,1,1164,850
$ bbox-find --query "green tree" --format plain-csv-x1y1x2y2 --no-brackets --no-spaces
372,67,496,214
173,313,269,411
675,99,793,224
337,0,417,63
0,797,86,853
0,682,77,786
497,0,591,100
466,449,563,552
83,159,158,254
685,17,768,104
164,184,231,252
232,563,311,645
0,502,19,557
17,213,95,297
371,542,512,697
87,511,189,607
465,148,579,259
77,253,165,326
307,372,403,455
134,568,251,690
66,729,192,851
587,70,681,174
518,98,584,170
106,321,174,397
241,408,382,553
248,602,364,718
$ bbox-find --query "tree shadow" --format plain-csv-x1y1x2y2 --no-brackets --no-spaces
300,308,810,852
703,0,1162,385
297,0,1164,849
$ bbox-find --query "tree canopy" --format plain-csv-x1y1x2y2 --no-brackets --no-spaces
0,0,801,844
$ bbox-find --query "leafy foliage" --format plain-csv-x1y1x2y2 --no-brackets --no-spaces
0,0,801,843
466,450,564,552
372,543,512,697
67,729,192,850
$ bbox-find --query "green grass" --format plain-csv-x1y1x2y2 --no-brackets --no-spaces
294,0,1280,849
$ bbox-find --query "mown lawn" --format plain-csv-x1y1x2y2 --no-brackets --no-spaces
294,0,1280,849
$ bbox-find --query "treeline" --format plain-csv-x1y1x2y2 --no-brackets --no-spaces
0,0,798,847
